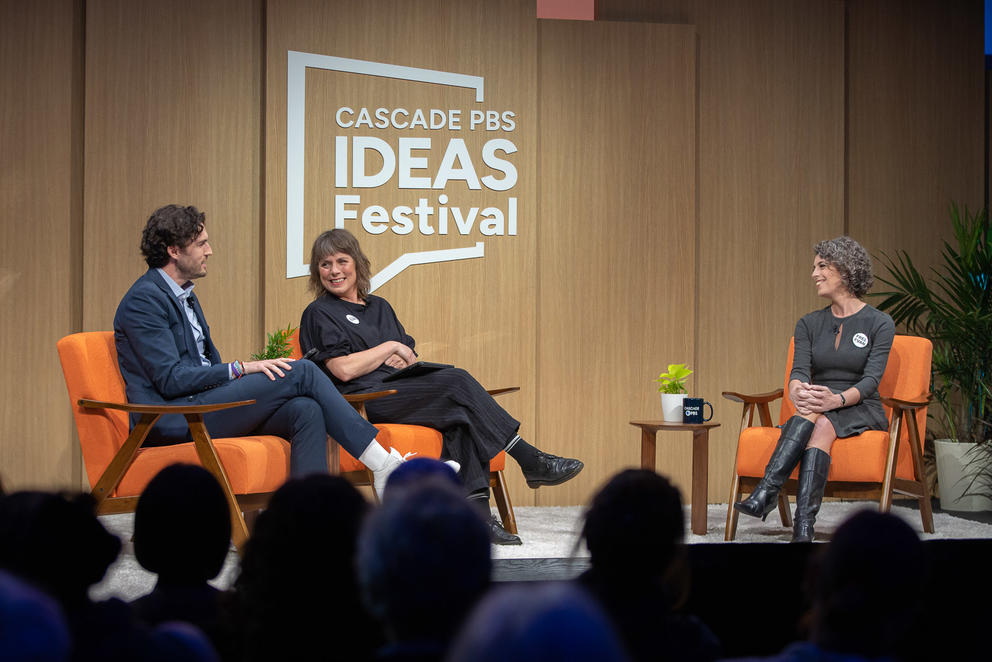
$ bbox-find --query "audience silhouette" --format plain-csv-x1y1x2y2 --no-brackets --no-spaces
730,510,928,662
359,469,490,662
446,582,630,662
0,568,70,662
0,490,215,662
232,473,379,662
130,464,235,659
578,469,722,662
0,464,965,662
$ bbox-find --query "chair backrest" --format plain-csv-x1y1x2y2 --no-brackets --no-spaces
778,335,932,446
57,332,130,488
288,328,302,360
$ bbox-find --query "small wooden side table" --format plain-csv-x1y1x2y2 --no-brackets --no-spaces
628,420,720,535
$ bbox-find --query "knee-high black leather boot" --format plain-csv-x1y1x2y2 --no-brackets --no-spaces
791,447,831,543
734,416,814,520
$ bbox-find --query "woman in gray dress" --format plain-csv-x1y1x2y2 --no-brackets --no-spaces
734,237,895,542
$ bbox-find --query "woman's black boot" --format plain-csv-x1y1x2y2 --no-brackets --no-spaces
734,416,814,520
791,447,831,543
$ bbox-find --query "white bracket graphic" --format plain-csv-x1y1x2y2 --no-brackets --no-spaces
286,50,486,279
370,243,484,293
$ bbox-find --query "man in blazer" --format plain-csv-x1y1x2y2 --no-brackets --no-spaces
114,204,406,487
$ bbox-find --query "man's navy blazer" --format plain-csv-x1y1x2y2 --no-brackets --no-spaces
114,269,230,442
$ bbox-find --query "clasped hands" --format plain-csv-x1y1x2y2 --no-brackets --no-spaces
790,381,844,415
383,342,417,370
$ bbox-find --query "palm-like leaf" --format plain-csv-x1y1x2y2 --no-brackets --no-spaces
873,203,992,444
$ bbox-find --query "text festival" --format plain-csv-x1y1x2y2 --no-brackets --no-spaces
332,106,518,237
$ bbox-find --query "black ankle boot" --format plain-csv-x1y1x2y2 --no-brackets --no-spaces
792,447,831,543
734,416,814,520
487,514,522,545
521,451,584,488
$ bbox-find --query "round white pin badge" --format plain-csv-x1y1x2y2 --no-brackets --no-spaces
852,332,868,348
346,314,360,325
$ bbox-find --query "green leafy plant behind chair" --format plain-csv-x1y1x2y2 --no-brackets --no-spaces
874,203,992,446
251,325,296,361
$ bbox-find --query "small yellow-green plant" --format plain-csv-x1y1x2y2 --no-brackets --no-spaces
654,364,692,394
251,324,296,361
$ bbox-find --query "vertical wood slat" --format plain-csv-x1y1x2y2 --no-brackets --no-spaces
537,19,697,506
0,0,82,490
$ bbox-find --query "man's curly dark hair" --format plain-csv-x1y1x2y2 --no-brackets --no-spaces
140,204,206,268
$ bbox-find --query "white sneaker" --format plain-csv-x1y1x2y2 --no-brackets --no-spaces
391,449,460,474
372,447,406,500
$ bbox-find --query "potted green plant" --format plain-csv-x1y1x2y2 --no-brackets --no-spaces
874,203,992,511
655,363,692,423
251,324,297,360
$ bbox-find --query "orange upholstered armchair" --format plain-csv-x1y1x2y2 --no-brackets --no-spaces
723,335,933,541
57,332,291,552
288,331,518,535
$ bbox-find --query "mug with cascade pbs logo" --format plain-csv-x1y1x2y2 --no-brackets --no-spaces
682,398,713,424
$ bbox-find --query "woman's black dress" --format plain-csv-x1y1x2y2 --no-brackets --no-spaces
300,293,518,493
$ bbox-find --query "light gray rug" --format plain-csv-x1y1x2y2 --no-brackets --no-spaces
92,501,992,602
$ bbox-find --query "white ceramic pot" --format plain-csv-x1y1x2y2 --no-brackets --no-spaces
934,438,992,512
660,393,686,423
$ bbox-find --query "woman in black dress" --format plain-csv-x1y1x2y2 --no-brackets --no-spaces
734,236,895,542
299,229,583,545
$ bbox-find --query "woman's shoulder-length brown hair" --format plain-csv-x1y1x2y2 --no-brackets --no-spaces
307,229,372,300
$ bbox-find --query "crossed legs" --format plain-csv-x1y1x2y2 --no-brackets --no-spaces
198,361,380,476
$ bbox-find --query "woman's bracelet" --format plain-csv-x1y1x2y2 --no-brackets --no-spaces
231,360,245,379
839,392,846,407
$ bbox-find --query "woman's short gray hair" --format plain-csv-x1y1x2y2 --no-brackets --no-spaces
814,236,874,298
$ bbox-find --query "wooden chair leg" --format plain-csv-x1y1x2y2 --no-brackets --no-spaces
243,508,260,534
186,414,251,553
905,411,935,533
725,473,741,541
777,493,792,528
490,470,517,535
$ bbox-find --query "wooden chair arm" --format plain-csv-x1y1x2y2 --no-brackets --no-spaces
880,393,931,410
722,389,784,405
343,390,399,405
487,387,520,398
78,398,256,414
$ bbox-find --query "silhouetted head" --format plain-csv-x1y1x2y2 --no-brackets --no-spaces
134,464,231,585
0,492,121,605
238,474,369,594
235,474,376,662
358,478,490,644
0,569,70,662
582,469,684,578
447,583,629,662
810,510,926,657
383,457,462,502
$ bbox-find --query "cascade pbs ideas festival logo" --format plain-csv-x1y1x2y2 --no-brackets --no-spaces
286,52,518,289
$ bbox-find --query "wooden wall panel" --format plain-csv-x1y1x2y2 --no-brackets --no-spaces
847,0,984,278
0,0,82,490
265,0,539,502
83,0,263,361
537,20,696,505
692,0,845,504
597,0,846,503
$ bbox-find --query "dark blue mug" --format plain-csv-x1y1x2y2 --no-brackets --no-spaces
683,398,713,424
